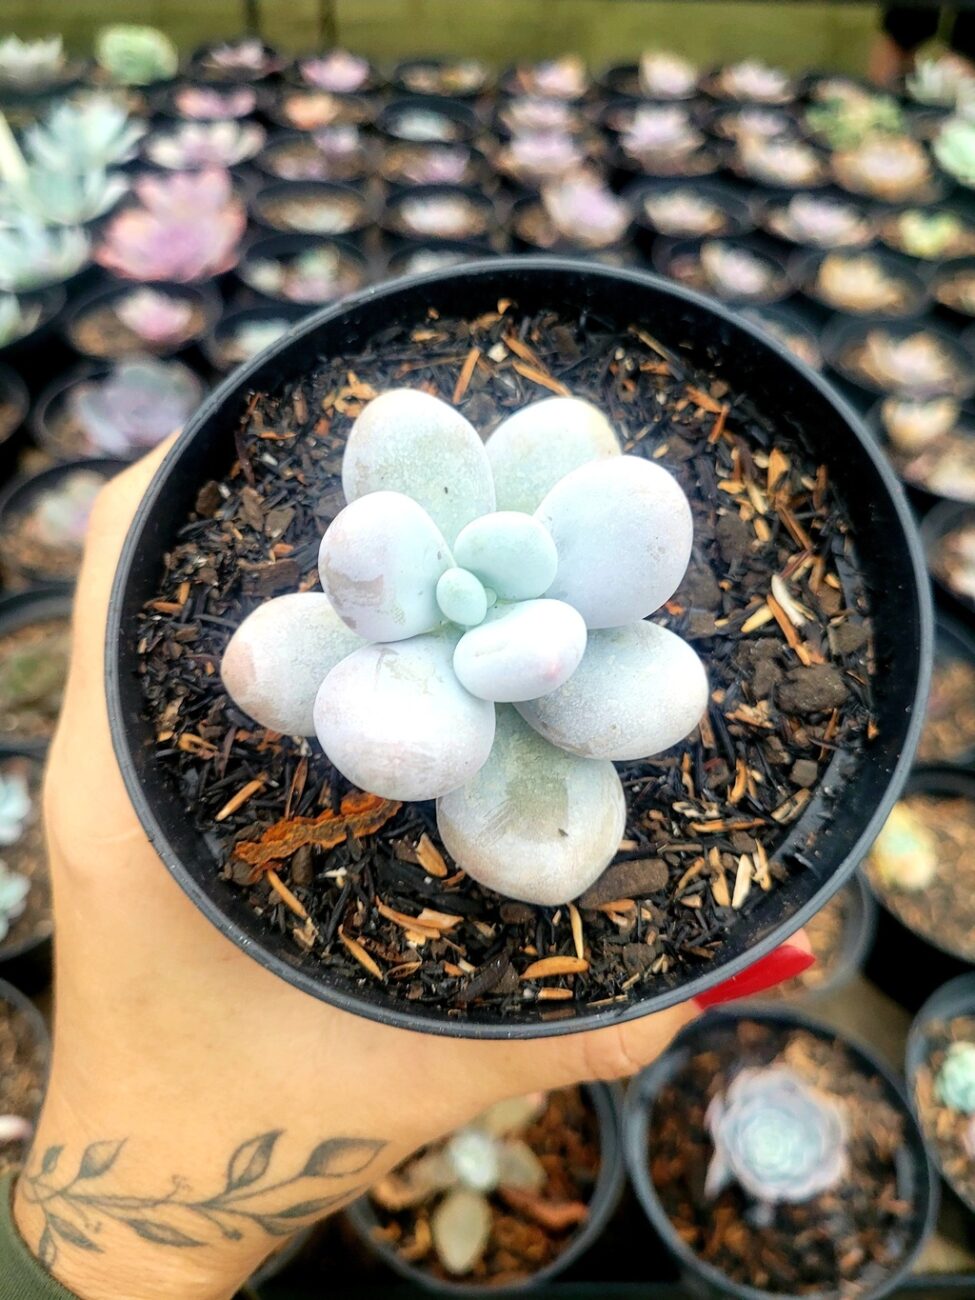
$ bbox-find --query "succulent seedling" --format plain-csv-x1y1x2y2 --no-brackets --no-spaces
541,177,630,248
771,195,871,248
894,211,970,260
936,1042,975,1114
115,289,196,347
68,357,203,455
638,51,697,99
0,36,65,87
715,60,793,103
145,120,265,170
805,93,903,149
0,770,31,848
25,93,146,173
908,55,975,107
882,397,959,453
860,330,958,396
94,25,178,86
833,136,932,202
935,119,975,189
174,86,257,120
22,469,106,551
740,135,823,187
621,105,702,161
0,219,89,293
0,860,29,943
870,801,938,891
221,390,707,904
299,51,370,93
699,242,774,299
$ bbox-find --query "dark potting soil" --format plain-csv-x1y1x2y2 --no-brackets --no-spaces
136,304,875,1020
758,883,852,1001
367,1086,599,1286
648,1021,914,1296
69,300,208,360
918,652,975,763
914,1012,975,1210
0,998,46,1177
0,757,50,958
865,793,975,962
0,619,69,741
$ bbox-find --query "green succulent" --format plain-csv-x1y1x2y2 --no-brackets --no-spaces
94,25,179,87
0,35,65,87
806,94,903,149
0,218,89,292
936,1042,975,1114
0,294,42,347
0,167,127,227
934,118,975,187
25,93,146,174
896,210,966,260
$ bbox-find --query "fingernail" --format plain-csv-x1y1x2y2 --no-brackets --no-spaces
693,943,815,1009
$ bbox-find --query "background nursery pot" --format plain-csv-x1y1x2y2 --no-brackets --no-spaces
344,1081,624,1296
623,1004,939,1300
106,258,931,1039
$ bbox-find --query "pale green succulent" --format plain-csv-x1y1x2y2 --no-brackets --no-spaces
936,1042,975,1114
0,35,65,87
0,294,42,347
895,210,967,260
0,167,127,228
94,25,178,86
0,861,29,944
935,118,975,187
805,94,903,149
25,94,146,174
0,771,31,847
908,55,975,108
0,218,89,291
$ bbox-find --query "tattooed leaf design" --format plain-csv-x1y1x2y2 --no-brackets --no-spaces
250,1214,303,1237
124,1219,205,1247
224,1130,281,1192
301,1137,386,1178
274,1191,352,1219
38,1225,55,1268
48,1214,102,1251
77,1140,126,1180
40,1145,62,1175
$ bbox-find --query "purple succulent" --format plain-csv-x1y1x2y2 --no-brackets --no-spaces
174,85,257,120
706,1066,848,1217
541,178,630,248
298,51,370,93
399,146,473,186
500,132,585,182
115,288,195,345
501,97,577,136
68,357,204,455
145,120,265,169
622,106,702,160
202,39,280,77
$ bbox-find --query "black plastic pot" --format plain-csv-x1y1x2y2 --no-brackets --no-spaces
926,616,975,766
62,279,221,362
345,1082,623,1296
799,872,878,1002
0,585,72,754
790,248,930,324
905,972,975,1214
201,302,310,374
106,258,931,1038
254,130,374,185
624,1005,938,1300
0,748,52,992
865,767,975,1012
0,458,126,588
377,97,481,146
250,179,377,245
627,178,757,249
0,976,50,1165
740,303,824,372
921,499,975,625
821,316,975,404
653,235,796,307
611,142,727,190
236,233,370,308
391,58,493,101
383,185,504,250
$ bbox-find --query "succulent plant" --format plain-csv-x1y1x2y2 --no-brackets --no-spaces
173,85,258,120
718,106,792,140
201,40,280,78
638,51,697,99
621,105,702,161
642,190,725,237
705,1066,848,1218
541,178,630,249
859,330,958,396
767,194,872,248
936,1042,975,1114
739,135,824,187
298,51,370,93
0,860,29,943
25,93,146,173
401,58,487,97
222,317,292,366
0,770,31,848
519,55,587,99
242,246,358,304
0,167,128,228
833,135,933,202
398,194,484,240
869,801,938,891
891,210,972,260
96,168,245,282
908,54,975,108
498,132,585,184
283,91,356,132
714,60,793,103
388,107,458,144
221,391,707,904
699,241,774,300
397,248,472,275
144,120,265,170
805,93,903,149
934,118,975,187
0,35,65,87
397,145,475,186
501,97,577,136
816,253,904,313
0,294,42,348
22,469,105,551
94,24,178,86
372,1094,547,1275
0,218,89,292
882,396,959,453
115,288,196,346
68,357,203,456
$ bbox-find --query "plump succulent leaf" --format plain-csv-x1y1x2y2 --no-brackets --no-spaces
431,1188,492,1275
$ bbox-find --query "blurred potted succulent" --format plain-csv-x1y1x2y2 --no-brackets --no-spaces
493,132,588,189
873,395,975,506
0,979,49,1178
168,84,258,121
379,98,478,146
708,104,794,143
916,618,975,764
907,54,975,108
0,361,28,448
735,134,826,188
625,1007,937,1300
823,320,974,402
0,164,127,228
0,754,51,989
933,256,975,321
760,192,873,249
394,57,490,99
0,35,77,97
143,119,265,170
923,502,975,621
24,91,146,172
638,50,698,99
65,282,218,360
514,177,631,252
383,142,490,190
0,459,121,587
616,104,715,178
203,304,305,373
238,235,367,305
252,180,373,239
799,250,927,320
659,238,791,306
385,186,498,244
0,293,47,357
294,50,375,95
35,356,203,460
256,126,371,184
634,181,754,240
96,167,246,283
804,91,903,149
878,207,975,261
191,39,283,83
832,134,939,203
497,97,584,138
707,60,795,104
348,1086,622,1292
274,89,373,134
0,218,90,293
0,586,72,748
384,241,484,278
933,116,975,187
93,24,178,88
504,56,589,101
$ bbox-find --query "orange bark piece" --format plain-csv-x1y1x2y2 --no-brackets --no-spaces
520,955,589,980
233,792,401,867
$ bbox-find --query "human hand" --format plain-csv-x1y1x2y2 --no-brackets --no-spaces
14,439,811,1300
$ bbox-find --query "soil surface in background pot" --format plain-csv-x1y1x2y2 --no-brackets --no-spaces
69,300,209,360
918,650,975,763
0,998,46,1177
0,618,69,741
136,303,875,1020
865,792,975,960
914,1011,975,1209
0,757,50,959
649,1019,915,1295
757,882,854,1000
367,1086,599,1286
